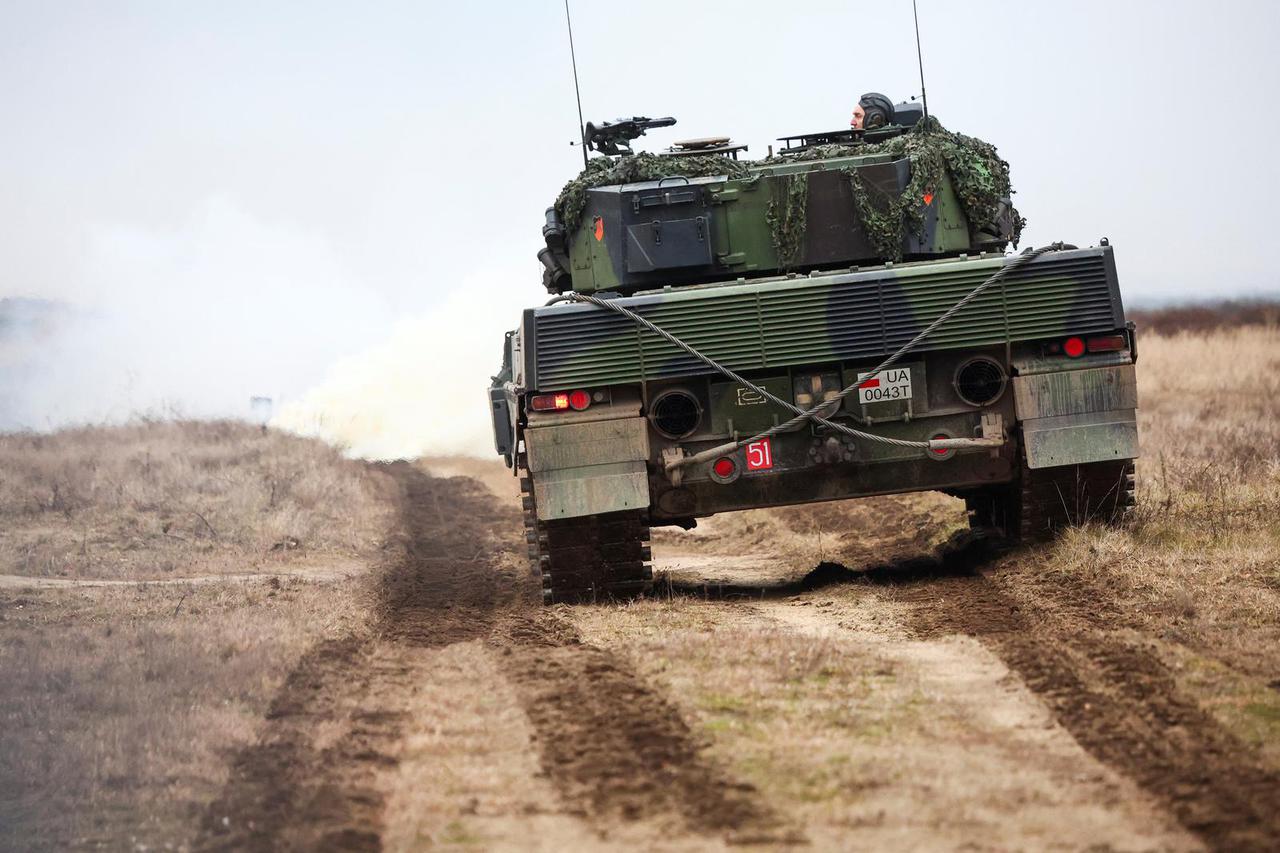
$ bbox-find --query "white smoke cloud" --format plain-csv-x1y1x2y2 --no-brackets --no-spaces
0,195,395,430
272,277,529,460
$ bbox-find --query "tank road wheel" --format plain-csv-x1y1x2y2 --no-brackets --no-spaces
967,459,1136,543
520,476,653,605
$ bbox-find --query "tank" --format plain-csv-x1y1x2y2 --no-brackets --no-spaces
491,98,1138,604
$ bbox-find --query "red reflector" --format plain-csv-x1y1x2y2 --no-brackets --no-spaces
713,458,736,478
1086,334,1126,354
568,389,591,411
530,393,570,411
922,191,935,206
1063,336,1086,358
930,433,950,456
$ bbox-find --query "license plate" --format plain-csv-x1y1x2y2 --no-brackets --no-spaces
745,438,773,471
857,367,912,404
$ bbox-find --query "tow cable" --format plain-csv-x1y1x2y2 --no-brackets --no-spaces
548,244,1063,474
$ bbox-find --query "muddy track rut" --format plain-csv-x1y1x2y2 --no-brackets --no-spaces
198,464,1279,851
873,537,1280,853
199,463,775,850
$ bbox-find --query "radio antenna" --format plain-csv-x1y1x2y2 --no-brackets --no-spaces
912,0,929,121
564,0,589,168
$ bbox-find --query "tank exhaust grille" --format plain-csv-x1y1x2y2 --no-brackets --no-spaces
954,357,1007,407
650,390,701,439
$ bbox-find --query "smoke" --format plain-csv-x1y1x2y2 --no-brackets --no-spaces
1,190,537,461
272,279,528,460
0,195,395,431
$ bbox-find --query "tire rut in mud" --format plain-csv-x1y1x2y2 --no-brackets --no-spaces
492,610,788,844
884,539,1280,853
200,462,776,849
199,462,520,851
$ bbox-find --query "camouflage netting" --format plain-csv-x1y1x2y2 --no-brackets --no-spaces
552,119,1024,264
775,117,1025,260
554,152,751,233
766,172,808,269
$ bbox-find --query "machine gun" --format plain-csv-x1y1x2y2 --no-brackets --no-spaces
583,116,676,156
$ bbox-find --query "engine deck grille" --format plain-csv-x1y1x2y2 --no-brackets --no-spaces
530,247,1123,391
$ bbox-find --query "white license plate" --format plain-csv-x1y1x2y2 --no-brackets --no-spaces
857,367,912,404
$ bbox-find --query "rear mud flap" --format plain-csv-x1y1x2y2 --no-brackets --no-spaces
1014,364,1139,469
525,417,650,521
530,462,649,522
1020,411,1139,469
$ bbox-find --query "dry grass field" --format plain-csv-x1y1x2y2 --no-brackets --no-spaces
1,320,1278,851
0,422,394,849
0,420,392,580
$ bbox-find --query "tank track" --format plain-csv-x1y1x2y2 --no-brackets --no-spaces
967,459,1136,542
520,475,653,604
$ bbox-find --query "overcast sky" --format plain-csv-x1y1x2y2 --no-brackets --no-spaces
2,0,1278,435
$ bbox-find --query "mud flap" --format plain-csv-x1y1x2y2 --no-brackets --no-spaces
525,417,650,521
1014,365,1139,469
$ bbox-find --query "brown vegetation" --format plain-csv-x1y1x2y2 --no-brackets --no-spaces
0,422,394,850
1129,298,1280,335
0,420,392,579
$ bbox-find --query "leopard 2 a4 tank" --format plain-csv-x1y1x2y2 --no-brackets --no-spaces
491,99,1138,603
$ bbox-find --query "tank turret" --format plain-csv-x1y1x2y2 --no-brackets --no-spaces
540,100,1023,294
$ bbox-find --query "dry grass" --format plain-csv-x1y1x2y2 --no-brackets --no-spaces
1045,327,1280,662
0,421,394,850
1013,325,1280,759
0,420,393,579
0,577,377,851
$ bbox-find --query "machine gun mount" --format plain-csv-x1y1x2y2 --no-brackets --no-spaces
584,116,677,156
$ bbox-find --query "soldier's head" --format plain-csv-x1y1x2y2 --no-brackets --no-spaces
855,93,895,131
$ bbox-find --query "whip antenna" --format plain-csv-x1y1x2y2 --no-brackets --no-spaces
912,0,929,121
564,0,589,168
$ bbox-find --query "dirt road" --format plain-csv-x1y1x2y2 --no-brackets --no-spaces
196,462,1279,851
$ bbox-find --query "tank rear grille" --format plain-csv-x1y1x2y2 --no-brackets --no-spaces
532,248,1121,391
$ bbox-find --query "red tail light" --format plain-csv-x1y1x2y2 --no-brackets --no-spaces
531,389,592,412
530,393,570,412
1063,336,1086,358
713,457,736,478
1086,334,1127,354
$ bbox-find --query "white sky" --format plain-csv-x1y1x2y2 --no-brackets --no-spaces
2,0,1278,433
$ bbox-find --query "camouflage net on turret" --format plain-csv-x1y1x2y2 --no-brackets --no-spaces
766,172,809,269
554,153,752,233
552,119,1023,264
775,117,1025,260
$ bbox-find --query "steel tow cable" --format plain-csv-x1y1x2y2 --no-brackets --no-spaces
548,243,1063,472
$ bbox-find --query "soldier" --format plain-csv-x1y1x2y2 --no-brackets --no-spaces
851,93,895,131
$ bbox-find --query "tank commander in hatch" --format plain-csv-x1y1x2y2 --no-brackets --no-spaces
850,92,895,131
